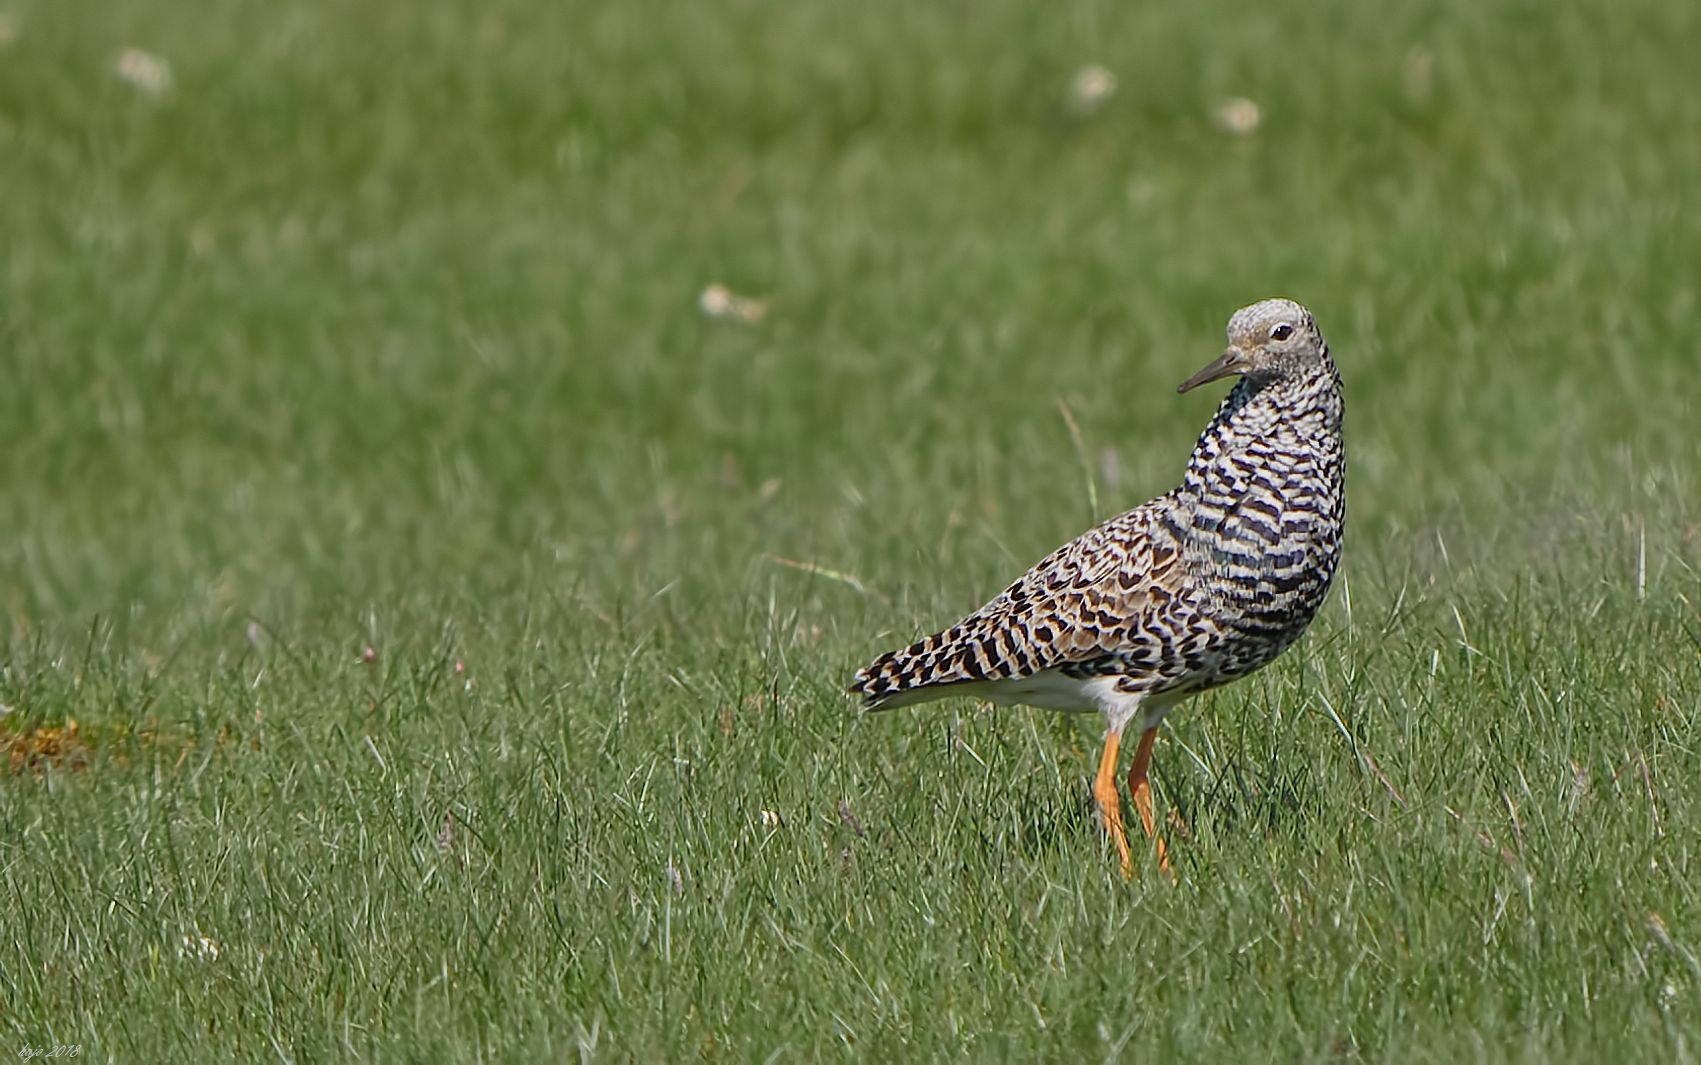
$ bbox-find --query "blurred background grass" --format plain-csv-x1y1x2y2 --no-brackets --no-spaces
1,0,1699,1060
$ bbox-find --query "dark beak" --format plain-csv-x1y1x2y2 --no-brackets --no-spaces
1177,346,1248,394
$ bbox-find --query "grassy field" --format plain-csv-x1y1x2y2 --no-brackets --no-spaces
4,0,1701,1059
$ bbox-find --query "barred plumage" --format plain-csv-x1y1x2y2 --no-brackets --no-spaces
850,298,1345,874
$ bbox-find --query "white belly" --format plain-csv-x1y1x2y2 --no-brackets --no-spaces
977,671,1184,735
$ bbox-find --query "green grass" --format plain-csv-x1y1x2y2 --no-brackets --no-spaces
3,0,1701,1059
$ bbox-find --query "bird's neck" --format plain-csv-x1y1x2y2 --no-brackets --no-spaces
1221,362,1341,431
1183,363,1342,484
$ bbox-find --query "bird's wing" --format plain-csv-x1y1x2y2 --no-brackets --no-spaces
851,496,1190,708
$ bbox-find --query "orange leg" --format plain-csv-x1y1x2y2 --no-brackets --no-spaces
1093,731,1132,877
1127,726,1172,875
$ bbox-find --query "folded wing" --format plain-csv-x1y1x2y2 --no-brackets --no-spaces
850,497,1190,710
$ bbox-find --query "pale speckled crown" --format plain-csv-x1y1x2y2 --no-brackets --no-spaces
1226,297,1311,341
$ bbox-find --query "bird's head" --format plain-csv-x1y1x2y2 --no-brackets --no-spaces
1177,298,1325,394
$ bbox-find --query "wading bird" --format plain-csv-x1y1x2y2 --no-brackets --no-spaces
852,298,1345,874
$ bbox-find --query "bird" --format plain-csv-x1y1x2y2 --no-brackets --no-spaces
850,298,1345,875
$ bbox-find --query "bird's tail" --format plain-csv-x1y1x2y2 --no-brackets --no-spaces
848,624,987,711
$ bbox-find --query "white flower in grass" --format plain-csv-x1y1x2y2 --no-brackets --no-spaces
178,933,221,961
698,283,768,324
114,48,172,95
1213,97,1261,136
1068,65,1117,113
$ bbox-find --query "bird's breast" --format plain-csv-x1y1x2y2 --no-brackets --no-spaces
1184,430,1344,650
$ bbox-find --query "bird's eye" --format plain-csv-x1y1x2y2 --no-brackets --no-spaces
1270,323,1295,341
